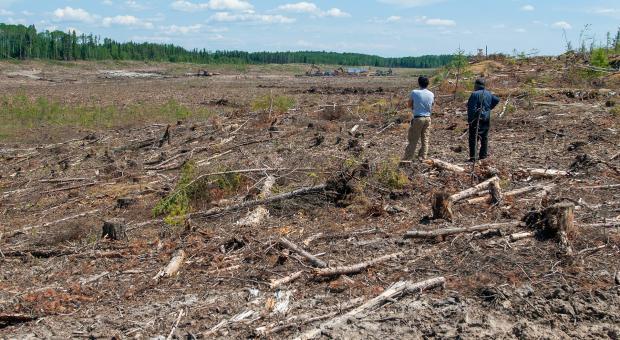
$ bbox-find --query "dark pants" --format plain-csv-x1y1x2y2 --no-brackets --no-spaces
469,119,490,160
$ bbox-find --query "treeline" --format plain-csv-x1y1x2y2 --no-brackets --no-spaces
0,23,453,68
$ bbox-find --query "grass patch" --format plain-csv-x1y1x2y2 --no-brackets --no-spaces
0,94,214,140
252,94,295,113
374,158,409,190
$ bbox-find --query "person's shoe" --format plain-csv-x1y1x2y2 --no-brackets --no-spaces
467,158,476,163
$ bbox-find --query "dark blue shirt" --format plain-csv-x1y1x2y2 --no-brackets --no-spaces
467,89,500,123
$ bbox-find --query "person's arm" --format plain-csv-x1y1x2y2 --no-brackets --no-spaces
407,93,413,109
467,93,476,116
490,94,500,110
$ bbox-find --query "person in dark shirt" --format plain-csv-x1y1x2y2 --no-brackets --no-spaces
467,78,500,161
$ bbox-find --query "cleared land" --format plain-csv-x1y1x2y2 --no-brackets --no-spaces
0,57,619,339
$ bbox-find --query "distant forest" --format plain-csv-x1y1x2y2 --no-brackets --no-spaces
0,23,454,68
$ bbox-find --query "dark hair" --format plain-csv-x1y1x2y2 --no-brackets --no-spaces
474,78,486,90
418,76,429,89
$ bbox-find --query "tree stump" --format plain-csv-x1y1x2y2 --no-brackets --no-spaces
489,180,503,206
116,197,136,209
102,218,127,241
543,202,575,255
432,192,453,221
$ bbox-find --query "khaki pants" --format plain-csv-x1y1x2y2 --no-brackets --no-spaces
403,117,431,160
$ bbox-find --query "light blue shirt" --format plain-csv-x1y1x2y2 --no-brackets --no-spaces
411,88,434,118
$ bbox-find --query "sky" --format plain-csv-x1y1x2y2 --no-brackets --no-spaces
1,0,619,57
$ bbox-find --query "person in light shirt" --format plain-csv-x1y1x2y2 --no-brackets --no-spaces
403,76,434,161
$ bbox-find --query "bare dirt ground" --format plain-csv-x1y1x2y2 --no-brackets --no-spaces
0,57,619,339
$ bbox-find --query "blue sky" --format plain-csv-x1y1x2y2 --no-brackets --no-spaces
1,0,619,57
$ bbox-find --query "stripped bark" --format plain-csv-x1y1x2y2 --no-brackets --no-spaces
270,271,304,289
280,237,327,268
521,168,569,179
405,221,522,239
432,176,500,220
313,252,402,277
508,231,535,242
153,250,186,281
467,183,553,204
423,159,465,173
294,277,446,340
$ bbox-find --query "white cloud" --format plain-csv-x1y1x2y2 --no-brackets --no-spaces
102,15,154,29
171,0,253,12
102,0,113,5
0,8,13,15
386,15,401,22
209,11,295,24
21,10,34,16
521,5,534,11
53,7,97,23
277,2,318,13
515,28,527,33
378,0,444,7
492,24,506,29
552,21,572,30
126,0,147,10
277,2,350,18
160,24,203,34
424,18,455,26
322,8,350,18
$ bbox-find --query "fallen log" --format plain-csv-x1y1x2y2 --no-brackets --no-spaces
153,250,186,281
313,252,402,277
521,168,569,179
508,231,535,242
467,184,553,204
270,271,304,289
581,221,620,228
451,176,500,203
280,237,327,268
294,277,446,340
255,297,364,336
405,221,522,239
432,176,500,220
2,209,100,239
423,159,465,173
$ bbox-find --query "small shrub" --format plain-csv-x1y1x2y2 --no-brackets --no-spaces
610,106,620,117
153,161,197,227
375,158,409,190
252,94,295,114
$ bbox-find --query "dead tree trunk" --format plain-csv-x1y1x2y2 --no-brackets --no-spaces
543,202,575,256
279,237,327,268
101,218,127,241
405,221,522,239
153,250,186,281
294,277,446,340
432,192,454,221
423,159,465,173
432,176,500,220
313,252,402,277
